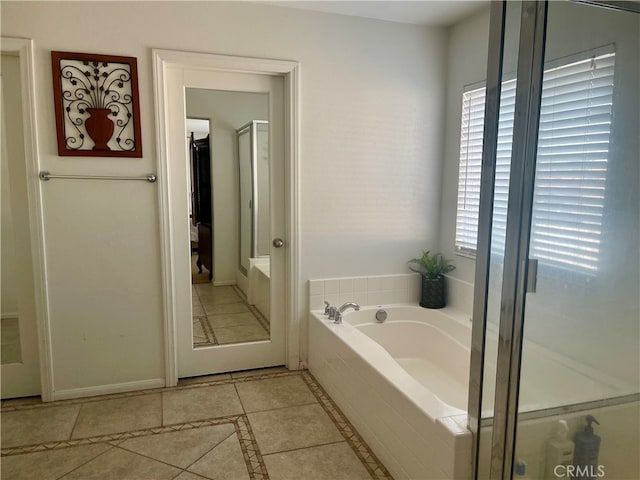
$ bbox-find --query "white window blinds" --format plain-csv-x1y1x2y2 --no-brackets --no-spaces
455,47,615,273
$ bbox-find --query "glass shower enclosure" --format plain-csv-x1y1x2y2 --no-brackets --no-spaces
469,1,639,479
237,120,270,276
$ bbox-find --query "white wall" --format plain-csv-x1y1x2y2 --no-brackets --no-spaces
440,3,639,396
185,89,268,285
0,1,447,394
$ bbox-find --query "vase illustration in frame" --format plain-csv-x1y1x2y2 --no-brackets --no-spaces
51,51,142,157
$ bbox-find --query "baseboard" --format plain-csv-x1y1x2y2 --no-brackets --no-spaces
1,312,19,320
52,378,165,401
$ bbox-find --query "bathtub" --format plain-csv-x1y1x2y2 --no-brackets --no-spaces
308,305,473,480
248,257,270,321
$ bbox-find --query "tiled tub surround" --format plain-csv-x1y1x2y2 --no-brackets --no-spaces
308,305,473,480
309,274,474,317
309,274,420,311
1,369,392,480
248,257,271,323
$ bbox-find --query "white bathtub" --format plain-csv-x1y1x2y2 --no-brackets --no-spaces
308,304,473,480
248,257,270,321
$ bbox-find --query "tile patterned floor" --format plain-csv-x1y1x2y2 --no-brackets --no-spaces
1,369,393,480
192,285,270,348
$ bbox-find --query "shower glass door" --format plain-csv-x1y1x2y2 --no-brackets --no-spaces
472,1,639,479
468,2,523,478
512,2,639,479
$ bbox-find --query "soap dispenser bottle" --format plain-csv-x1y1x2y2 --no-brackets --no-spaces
514,459,530,479
573,415,601,480
545,420,575,480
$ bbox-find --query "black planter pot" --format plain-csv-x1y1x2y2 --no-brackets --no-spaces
420,275,446,309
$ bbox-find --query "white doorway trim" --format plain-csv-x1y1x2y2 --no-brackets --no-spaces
1,37,54,401
152,49,300,386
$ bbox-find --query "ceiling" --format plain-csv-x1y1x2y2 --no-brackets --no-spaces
262,1,489,26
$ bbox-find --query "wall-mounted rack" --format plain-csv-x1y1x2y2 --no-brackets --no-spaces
39,171,157,183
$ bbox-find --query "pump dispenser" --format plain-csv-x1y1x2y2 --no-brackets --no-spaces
573,415,601,480
545,420,575,480
514,459,530,479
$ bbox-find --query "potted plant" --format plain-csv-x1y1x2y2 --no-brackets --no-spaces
408,250,455,309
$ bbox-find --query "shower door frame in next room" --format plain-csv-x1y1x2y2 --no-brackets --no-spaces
468,1,640,479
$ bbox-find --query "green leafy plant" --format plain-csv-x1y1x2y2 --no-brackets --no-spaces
408,250,456,279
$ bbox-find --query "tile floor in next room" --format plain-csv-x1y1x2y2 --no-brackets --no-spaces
191,284,270,348
0,368,394,480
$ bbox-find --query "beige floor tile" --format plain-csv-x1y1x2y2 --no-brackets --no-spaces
193,318,209,344
2,395,42,408
162,384,243,425
188,432,250,480
192,270,212,283
230,366,289,379
119,423,235,468
0,442,112,480
195,284,235,294
206,312,263,329
1,404,80,448
214,324,269,345
202,301,249,316
196,286,241,304
1,373,386,480
247,403,343,455
236,375,316,412
192,304,205,316
174,472,210,480
178,373,232,386
72,394,161,439
263,441,372,480
60,446,180,480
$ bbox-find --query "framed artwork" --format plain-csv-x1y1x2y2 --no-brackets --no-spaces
51,51,142,157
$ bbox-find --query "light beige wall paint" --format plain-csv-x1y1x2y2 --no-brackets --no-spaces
185,89,268,285
0,1,447,391
439,7,491,281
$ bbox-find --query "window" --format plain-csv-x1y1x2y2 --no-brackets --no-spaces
455,47,615,273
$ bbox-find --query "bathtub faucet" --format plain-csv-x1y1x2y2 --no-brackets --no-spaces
324,301,338,320
334,302,360,324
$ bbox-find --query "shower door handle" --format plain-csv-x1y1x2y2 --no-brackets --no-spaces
526,258,538,293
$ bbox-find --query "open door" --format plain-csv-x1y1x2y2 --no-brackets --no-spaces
0,50,41,399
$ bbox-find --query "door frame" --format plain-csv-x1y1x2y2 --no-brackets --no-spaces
1,37,54,401
468,2,549,477
152,49,300,386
